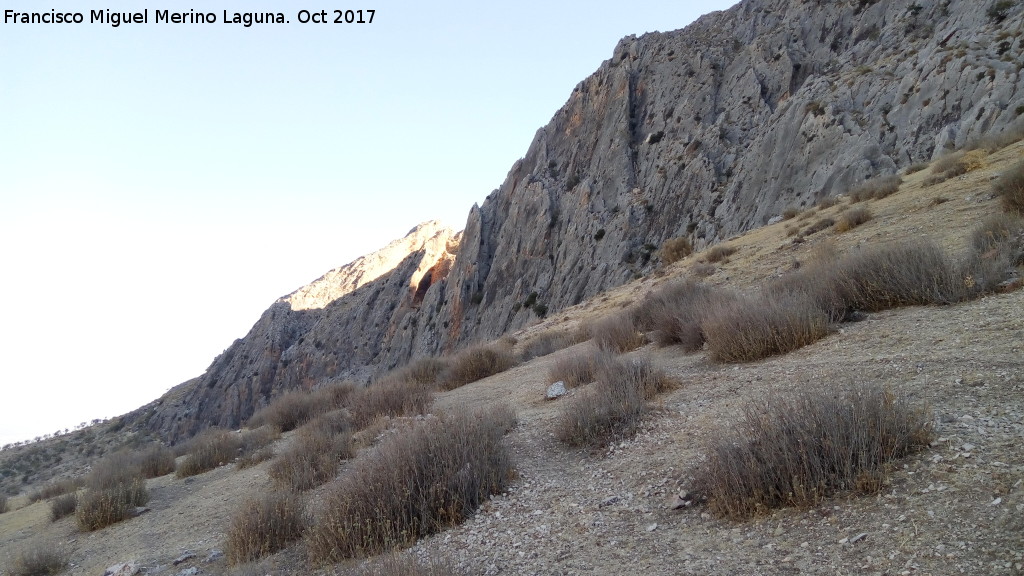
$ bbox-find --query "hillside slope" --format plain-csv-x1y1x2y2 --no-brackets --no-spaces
141,0,1024,441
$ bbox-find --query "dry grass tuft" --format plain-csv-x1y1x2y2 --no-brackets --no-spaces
704,244,737,263
0,494,7,515
994,158,1024,214
28,478,84,503
632,279,730,351
246,390,318,432
378,357,449,387
694,387,933,519
306,406,516,563
589,312,645,353
49,493,77,522
547,347,607,388
7,539,71,576
782,207,801,220
834,206,873,233
137,443,176,478
519,329,587,361
225,490,307,564
660,236,693,265
905,162,929,175
76,451,149,531
702,294,831,363
925,149,988,185
848,175,902,202
176,428,242,478
269,411,354,491
555,355,675,448
964,213,1024,293
437,344,518,390
348,380,433,429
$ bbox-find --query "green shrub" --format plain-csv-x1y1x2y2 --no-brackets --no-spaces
225,490,307,564
49,493,77,521
694,387,933,519
589,312,645,353
555,356,675,448
702,294,831,363
994,159,1024,214
660,236,693,265
437,344,518,390
306,406,516,563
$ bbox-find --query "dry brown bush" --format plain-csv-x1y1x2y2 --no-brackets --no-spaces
50,492,77,521
77,452,150,532
28,478,83,503
137,443,176,478
964,213,1024,294
660,236,692,265
589,312,645,353
694,387,933,519
246,390,320,432
7,538,70,576
176,428,242,478
225,490,307,564
547,347,607,388
0,494,7,515
704,244,737,263
803,217,835,236
377,357,449,387
782,207,801,220
632,279,731,351
815,196,839,209
848,175,902,202
836,240,965,310
905,162,929,175
702,294,831,363
555,356,675,448
519,329,586,361
994,158,1024,214
925,149,988,186
348,380,433,429
269,412,353,491
834,206,873,233
437,345,518,390
306,406,516,563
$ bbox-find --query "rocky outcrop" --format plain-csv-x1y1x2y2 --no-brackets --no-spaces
138,0,1024,441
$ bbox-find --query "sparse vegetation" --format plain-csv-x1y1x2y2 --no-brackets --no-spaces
351,554,460,576
704,244,737,263
925,149,987,185
136,443,176,478
589,312,645,353
547,347,606,388
556,356,675,448
804,216,835,236
815,196,839,209
694,387,933,519
49,493,77,522
519,328,586,361
993,158,1024,214
849,174,902,202
834,206,873,232
348,380,433,429
176,428,242,478
246,389,321,432
632,279,728,351
269,411,353,491
437,344,518,390
7,539,70,576
28,478,83,503
225,490,307,564
782,207,801,220
905,162,929,175
0,494,7,514
306,406,516,563
702,293,831,363
660,236,693,265
965,213,1024,292
76,451,149,531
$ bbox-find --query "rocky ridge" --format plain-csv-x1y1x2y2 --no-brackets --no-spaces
137,0,1024,441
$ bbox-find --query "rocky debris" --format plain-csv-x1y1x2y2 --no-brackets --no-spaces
174,568,199,576
103,563,139,576
204,550,223,563
172,551,195,565
545,381,567,400
131,507,150,517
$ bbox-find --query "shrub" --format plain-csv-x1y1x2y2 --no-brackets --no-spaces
836,240,965,310
8,539,70,576
994,159,1024,214
29,478,84,503
848,174,902,202
236,446,275,470
782,207,801,220
76,478,148,531
964,213,1024,293
815,196,840,209
50,493,77,521
225,490,307,564
834,207,873,232
803,217,835,235
690,262,716,277
589,312,645,353
348,380,433,429
694,386,933,519
246,390,319,432
269,412,353,491
702,294,831,363
437,345,518,390
632,280,728,351
704,244,737,263
306,406,516,563
518,329,585,361
137,443,176,478
0,494,7,514
547,347,607,388
660,236,693,265
987,0,1015,23
926,150,987,185
176,428,242,478
555,356,673,448
378,358,449,387
905,162,929,175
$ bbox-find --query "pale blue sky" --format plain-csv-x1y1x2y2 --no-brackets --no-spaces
0,0,737,446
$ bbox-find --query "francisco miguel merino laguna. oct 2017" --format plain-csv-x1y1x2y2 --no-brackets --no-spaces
3,9,295,27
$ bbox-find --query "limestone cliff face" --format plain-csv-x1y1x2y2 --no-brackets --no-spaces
139,222,459,441
138,0,1024,441
431,0,1024,348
